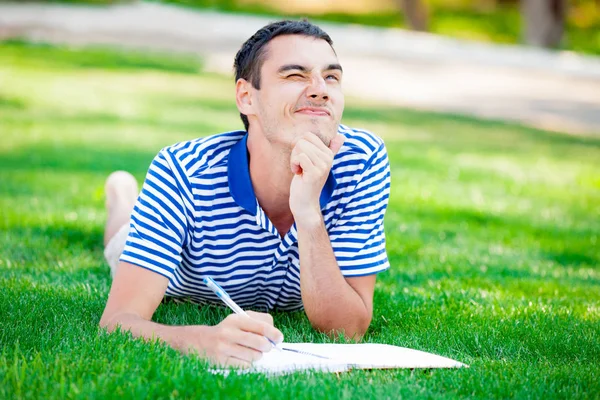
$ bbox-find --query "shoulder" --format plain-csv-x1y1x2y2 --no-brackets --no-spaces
158,130,246,176
338,124,385,155
327,125,391,218
334,124,387,172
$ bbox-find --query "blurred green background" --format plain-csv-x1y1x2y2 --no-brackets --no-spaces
20,0,600,55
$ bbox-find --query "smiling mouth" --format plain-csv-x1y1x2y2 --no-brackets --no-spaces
295,108,330,117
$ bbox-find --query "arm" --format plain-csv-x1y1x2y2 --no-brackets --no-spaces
99,261,283,367
103,150,282,366
296,214,375,339
289,133,379,339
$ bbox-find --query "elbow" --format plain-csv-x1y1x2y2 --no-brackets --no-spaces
99,310,122,333
353,314,372,340
311,311,372,342
344,314,372,341
99,314,114,332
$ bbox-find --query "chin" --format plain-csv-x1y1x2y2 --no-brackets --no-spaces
315,132,331,146
306,124,338,145
315,126,339,146
284,120,337,147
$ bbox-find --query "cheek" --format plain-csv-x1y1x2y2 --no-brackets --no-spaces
279,85,305,116
332,91,345,118
266,85,294,104
257,94,281,119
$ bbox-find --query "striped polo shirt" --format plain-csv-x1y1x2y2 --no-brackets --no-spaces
120,124,391,311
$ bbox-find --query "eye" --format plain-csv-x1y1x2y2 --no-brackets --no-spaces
325,74,340,81
286,73,303,79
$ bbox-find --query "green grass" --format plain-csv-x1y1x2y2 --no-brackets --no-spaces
1,40,599,399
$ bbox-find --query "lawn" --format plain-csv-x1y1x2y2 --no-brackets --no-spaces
0,41,599,399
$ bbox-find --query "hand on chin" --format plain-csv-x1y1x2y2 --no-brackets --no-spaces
288,133,345,226
290,122,337,149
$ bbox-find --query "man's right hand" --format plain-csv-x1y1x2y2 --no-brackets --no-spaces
193,311,284,367
100,262,283,368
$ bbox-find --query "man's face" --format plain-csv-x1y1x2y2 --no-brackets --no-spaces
247,34,344,149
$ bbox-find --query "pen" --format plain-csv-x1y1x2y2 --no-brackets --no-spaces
203,276,281,351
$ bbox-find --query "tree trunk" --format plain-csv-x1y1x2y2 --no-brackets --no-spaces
396,0,429,32
521,0,567,48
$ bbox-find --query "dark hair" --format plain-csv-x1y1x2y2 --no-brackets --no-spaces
233,20,334,131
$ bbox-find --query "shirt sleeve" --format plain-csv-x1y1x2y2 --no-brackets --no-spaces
329,142,391,277
120,149,193,280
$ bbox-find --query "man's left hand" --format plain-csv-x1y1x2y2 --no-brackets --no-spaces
289,132,345,225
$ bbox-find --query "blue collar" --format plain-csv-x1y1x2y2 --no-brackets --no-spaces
227,134,337,215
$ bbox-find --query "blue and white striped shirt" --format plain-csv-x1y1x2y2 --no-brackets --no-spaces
120,124,391,311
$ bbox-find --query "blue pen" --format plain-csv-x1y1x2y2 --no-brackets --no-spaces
203,277,281,351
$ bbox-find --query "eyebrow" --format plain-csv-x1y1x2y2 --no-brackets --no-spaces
278,63,343,74
326,63,343,73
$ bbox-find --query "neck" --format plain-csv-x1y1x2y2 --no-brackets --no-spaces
247,131,295,234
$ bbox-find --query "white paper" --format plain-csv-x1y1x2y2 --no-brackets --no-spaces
240,343,467,375
250,346,350,374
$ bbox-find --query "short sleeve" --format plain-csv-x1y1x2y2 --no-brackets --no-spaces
120,149,193,280
329,143,391,277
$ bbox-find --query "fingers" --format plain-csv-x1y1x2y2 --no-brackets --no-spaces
295,133,334,158
290,136,331,176
233,314,284,345
297,132,345,155
246,310,274,325
213,345,256,368
227,338,265,362
230,329,272,355
294,140,330,169
291,160,303,175
211,321,266,367
329,134,346,155
212,314,283,365
290,152,317,177
293,133,345,164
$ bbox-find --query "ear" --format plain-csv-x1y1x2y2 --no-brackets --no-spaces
235,78,254,116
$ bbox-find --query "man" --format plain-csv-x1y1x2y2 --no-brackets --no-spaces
99,20,391,368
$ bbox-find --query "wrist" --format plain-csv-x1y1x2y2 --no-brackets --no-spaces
293,208,324,230
169,324,212,354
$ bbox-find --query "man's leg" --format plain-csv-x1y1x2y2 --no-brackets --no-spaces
103,171,138,277
104,171,138,246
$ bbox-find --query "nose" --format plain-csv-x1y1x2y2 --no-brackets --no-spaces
306,75,328,101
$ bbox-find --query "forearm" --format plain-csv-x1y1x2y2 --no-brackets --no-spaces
100,312,209,354
297,217,371,339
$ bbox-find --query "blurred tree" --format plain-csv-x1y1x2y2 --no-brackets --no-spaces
396,0,429,31
521,0,567,47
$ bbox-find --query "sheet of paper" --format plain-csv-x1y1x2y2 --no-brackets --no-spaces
250,346,350,374
244,342,467,375
279,343,467,369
